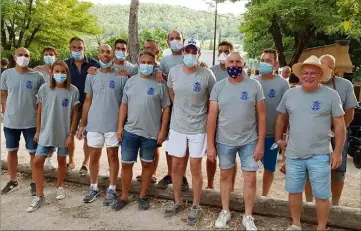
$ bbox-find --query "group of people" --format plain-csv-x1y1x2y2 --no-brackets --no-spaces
0,28,358,231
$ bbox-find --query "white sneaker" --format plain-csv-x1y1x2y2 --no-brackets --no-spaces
26,196,44,213
56,187,65,200
286,225,302,230
242,215,257,230
45,157,56,170
215,209,231,229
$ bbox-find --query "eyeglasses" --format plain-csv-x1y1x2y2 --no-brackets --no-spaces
302,72,320,77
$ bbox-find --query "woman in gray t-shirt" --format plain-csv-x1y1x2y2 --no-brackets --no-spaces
26,61,80,213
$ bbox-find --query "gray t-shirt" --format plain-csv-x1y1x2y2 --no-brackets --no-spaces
122,74,171,139
84,71,128,132
167,64,216,134
113,61,138,77
160,55,183,74
277,86,344,159
1,68,45,129
37,84,79,147
35,65,51,83
210,65,229,82
323,77,358,110
254,75,290,136
210,77,265,146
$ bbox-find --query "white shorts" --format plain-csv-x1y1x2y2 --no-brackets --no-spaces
166,129,207,158
87,132,119,148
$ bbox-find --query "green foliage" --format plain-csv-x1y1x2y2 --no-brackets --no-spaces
336,0,361,37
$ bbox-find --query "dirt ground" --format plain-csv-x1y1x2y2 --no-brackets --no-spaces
1,123,360,208
0,173,348,230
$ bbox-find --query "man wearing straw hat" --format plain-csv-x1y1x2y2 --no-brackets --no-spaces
275,55,346,230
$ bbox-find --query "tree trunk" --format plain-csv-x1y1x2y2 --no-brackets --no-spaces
17,0,34,48
269,15,287,67
288,26,317,66
128,0,139,64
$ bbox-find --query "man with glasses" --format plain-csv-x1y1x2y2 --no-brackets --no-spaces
275,55,345,230
1,48,45,195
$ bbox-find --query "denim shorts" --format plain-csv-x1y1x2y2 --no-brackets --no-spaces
120,130,157,163
36,144,68,157
3,127,38,153
261,137,279,172
285,154,331,199
216,140,258,171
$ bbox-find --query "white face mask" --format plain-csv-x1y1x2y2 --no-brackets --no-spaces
15,56,30,67
217,53,228,64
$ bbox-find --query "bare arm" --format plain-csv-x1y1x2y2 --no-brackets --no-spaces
206,101,218,150
168,88,174,104
79,93,92,128
69,105,79,135
333,116,346,154
275,112,289,142
117,103,128,132
344,108,354,128
256,100,266,141
160,107,171,134
36,103,42,133
1,90,7,113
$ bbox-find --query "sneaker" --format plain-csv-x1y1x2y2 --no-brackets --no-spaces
187,205,202,226
112,199,128,211
79,166,88,176
1,180,19,195
56,187,65,200
286,225,302,230
158,175,172,189
83,186,100,203
45,157,56,170
138,197,149,210
242,215,257,231
26,196,44,213
103,188,116,206
215,210,231,229
164,201,185,218
182,176,190,191
30,182,36,196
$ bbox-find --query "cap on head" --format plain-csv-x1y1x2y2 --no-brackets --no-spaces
183,38,201,51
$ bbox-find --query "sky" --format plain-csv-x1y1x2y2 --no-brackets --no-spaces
86,0,247,14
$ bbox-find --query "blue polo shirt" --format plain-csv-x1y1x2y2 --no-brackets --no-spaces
65,56,99,106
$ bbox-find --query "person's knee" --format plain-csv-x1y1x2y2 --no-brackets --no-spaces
34,157,44,168
108,152,119,163
243,172,256,186
142,161,153,169
122,162,134,170
172,158,185,173
220,170,233,182
57,157,67,167
331,171,345,182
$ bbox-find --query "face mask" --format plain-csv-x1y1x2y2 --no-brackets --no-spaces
259,62,273,74
53,73,67,83
115,51,127,60
43,55,55,65
139,64,154,75
227,66,243,78
322,71,333,82
169,40,183,52
99,60,113,68
183,54,198,68
15,56,30,67
217,53,228,64
71,51,83,60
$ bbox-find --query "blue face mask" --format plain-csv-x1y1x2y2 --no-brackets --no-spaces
183,54,198,68
259,62,273,74
71,51,83,60
169,40,183,52
227,66,243,78
115,51,127,60
53,73,67,83
43,55,55,65
139,64,154,75
99,60,113,68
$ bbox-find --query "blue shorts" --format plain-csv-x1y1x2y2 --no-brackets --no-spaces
4,127,38,153
216,140,259,171
261,137,279,172
286,154,331,199
36,144,68,157
120,130,157,163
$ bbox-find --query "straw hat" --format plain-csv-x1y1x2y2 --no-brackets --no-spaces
292,55,331,79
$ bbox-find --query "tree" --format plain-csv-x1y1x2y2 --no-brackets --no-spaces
128,0,139,64
240,0,342,66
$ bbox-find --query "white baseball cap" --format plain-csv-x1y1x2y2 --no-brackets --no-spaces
183,38,201,51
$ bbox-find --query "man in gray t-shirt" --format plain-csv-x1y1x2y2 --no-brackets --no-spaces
254,48,290,197
78,44,128,205
275,55,345,231
113,39,138,77
114,51,171,211
1,48,45,195
207,52,266,230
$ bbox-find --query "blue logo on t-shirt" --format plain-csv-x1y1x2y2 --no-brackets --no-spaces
25,81,33,89
240,91,249,100
193,82,201,92
147,87,155,95
62,98,69,108
109,80,115,89
268,89,276,98
312,101,321,111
